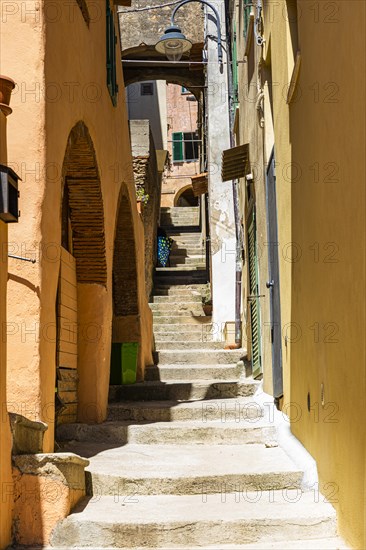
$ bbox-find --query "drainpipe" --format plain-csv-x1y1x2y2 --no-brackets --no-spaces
254,0,265,46
224,2,242,347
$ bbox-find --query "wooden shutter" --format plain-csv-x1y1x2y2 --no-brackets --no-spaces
248,211,262,378
172,132,184,162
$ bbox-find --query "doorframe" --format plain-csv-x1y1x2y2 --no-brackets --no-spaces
265,148,283,400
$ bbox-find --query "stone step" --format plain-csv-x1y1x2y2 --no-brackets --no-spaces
47,537,349,550
151,294,203,303
63,443,303,497
169,262,206,269
163,225,202,234
154,349,245,365
156,266,205,272
154,283,208,291
154,331,215,342
170,245,205,253
168,233,202,240
57,418,276,446
107,396,264,422
153,323,215,334
161,206,199,213
155,341,225,349
144,364,243,381
153,315,212,325
50,491,337,548
150,301,204,312
154,276,208,286
170,256,205,264
109,380,258,402
160,213,199,220
152,307,206,317
160,219,200,227
153,286,207,296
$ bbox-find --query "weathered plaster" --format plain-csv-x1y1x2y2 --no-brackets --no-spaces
206,1,236,340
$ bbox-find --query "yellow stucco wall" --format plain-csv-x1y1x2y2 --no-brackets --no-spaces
1,0,153,454
0,110,12,550
289,2,365,547
260,1,366,547
234,3,274,393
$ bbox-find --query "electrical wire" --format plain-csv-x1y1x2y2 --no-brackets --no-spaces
119,1,189,14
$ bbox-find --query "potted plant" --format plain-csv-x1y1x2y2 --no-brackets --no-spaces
0,75,15,116
136,187,149,213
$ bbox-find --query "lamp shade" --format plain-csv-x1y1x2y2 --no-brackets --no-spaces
155,25,192,61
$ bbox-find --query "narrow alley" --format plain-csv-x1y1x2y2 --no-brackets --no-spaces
0,1,365,550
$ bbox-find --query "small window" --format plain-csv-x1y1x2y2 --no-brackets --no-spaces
172,132,199,162
106,0,118,106
141,83,154,96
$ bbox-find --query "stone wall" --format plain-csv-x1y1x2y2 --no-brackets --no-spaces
118,0,204,53
129,120,162,298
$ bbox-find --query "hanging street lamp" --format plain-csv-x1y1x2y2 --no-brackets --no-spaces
155,0,223,65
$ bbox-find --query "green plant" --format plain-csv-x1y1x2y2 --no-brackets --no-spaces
136,187,149,204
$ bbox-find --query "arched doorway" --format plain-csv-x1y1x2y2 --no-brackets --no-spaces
111,188,142,383
174,185,199,207
57,121,108,425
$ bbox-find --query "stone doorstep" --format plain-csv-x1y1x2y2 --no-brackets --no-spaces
56,418,276,446
50,492,337,548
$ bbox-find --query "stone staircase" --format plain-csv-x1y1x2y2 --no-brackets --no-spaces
50,207,344,549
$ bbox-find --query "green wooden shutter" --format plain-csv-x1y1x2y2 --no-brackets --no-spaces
172,132,184,161
248,210,262,378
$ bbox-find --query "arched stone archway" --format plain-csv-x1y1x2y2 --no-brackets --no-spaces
174,184,199,207
111,187,144,382
57,121,109,425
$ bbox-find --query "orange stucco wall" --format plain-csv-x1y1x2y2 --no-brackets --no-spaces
1,0,153,452
0,109,13,550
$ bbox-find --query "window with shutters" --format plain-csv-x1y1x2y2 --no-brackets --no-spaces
106,0,118,107
172,132,199,163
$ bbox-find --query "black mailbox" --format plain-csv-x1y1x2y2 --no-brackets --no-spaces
0,164,20,223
